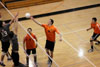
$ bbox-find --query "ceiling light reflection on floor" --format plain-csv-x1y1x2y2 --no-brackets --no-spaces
78,49,84,57
29,59,34,67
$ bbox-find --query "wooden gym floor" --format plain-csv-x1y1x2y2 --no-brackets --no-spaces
0,0,100,67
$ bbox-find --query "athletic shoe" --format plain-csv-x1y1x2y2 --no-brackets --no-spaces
48,62,52,67
19,62,26,67
47,60,50,64
12,64,19,67
25,64,29,67
34,62,38,67
48,59,52,67
88,49,93,53
0,62,6,66
25,65,29,67
95,42,100,45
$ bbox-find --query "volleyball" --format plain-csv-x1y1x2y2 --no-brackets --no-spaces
25,13,31,18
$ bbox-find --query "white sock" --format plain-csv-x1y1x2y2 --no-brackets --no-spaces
0,61,3,63
8,56,11,59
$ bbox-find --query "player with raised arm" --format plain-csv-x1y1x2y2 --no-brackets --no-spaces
30,16,62,66
0,13,19,66
8,18,20,67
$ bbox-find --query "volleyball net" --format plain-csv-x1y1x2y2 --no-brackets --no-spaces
0,1,58,67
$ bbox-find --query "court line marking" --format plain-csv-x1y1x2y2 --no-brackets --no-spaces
63,25,100,66
18,43,35,67
62,24,96,67
0,2,37,67
0,1,59,67
26,13,92,67
69,27,100,54
18,11,95,67
0,1,99,67
64,60,86,67
62,37,96,67
18,7,92,35
23,6,98,66
37,26,97,67
38,28,88,40
0,1,97,66
34,26,96,67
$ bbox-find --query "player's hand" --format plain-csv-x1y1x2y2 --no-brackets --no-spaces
12,12,19,22
59,38,62,41
36,44,38,48
14,12,19,19
24,50,29,57
86,29,89,31
30,16,32,19
16,12,19,17
24,50,26,53
15,18,18,22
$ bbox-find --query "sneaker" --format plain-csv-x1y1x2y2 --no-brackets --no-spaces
95,42,100,45
18,62,26,67
47,60,50,64
88,49,94,53
0,62,6,66
49,59,52,64
25,64,29,67
12,64,19,67
95,41,100,45
48,59,52,67
34,63,38,67
48,62,52,67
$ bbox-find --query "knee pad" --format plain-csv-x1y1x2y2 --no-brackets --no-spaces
90,40,93,42
2,52,6,55
33,54,37,56
94,38,97,41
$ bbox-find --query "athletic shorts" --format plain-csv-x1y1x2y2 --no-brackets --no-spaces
92,33,100,41
26,48,36,55
45,40,55,52
1,41,10,53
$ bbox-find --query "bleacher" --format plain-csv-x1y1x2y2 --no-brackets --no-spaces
1,0,63,9
0,4,3,8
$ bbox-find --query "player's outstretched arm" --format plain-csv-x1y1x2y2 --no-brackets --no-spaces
86,27,92,31
9,12,19,25
30,16,42,26
14,18,18,35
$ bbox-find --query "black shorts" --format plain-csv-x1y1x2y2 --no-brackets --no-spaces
45,40,55,52
1,41,10,53
92,33,100,41
26,49,36,55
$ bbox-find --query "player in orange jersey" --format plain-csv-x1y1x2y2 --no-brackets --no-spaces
23,28,38,67
30,17,62,66
87,17,100,52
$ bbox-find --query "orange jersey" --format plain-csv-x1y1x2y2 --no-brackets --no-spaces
42,24,60,42
24,33,37,49
91,22,100,34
